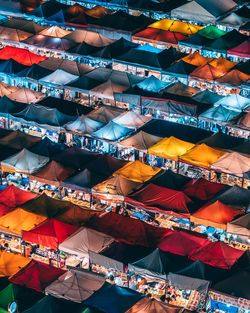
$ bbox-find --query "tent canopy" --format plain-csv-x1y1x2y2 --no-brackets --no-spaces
190,201,244,230
199,132,245,150
7,87,45,104
38,25,71,37
45,269,105,303
149,19,202,35
119,131,162,151
39,69,78,85
227,213,250,237
113,160,161,183
212,185,250,207
181,51,211,67
22,218,78,249
9,261,65,292
0,26,32,42
228,40,250,58
1,148,49,174
209,56,236,72
211,152,250,177
216,69,250,87
180,144,225,168
59,227,114,259
200,105,241,123
17,64,53,80
64,29,114,46
215,93,250,111
113,111,151,129
189,64,225,82
0,208,46,236
148,136,194,161
0,130,41,149
1,18,47,35
91,121,132,141
151,169,191,190
64,115,103,134
0,46,47,65
29,137,66,157
0,251,30,277
192,89,222,104
126,183,192,215
87,106,123,124
136,75,169,93
198,25,226,39
133,28,186,44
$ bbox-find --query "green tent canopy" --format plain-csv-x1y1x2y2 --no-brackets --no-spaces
198,25,226,39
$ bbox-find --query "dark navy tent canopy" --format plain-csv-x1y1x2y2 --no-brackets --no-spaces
199,132,245,149
68,41,100,56
83,282,143,313
25,0,69,18
0,96,26,117
164,60,197,77
211,185,250,207
150,169,191,190
17,64,53,80
179,33,212,49
29,137,66,157
0,59,28,75
45,9,65,24
66,75,101,94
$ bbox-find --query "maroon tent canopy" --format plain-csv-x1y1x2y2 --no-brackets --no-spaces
87,212,169,247
126,183,192,216
9,261,65,292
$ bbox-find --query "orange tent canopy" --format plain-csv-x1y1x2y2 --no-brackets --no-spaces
0,251,31,277
181,51,211,67
189,64,226,82
209,57,237,72
190,201,244,229
216,69,250,87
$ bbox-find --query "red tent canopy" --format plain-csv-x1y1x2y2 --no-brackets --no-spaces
125,183,192,216
134,28,187,44
158,230,209,256
0,46,47,65
228,40,250,58
190,241,245,269
182,178,226,201
22,219,79,249
9,261,65,292
0,185,37,217
87,212,169,247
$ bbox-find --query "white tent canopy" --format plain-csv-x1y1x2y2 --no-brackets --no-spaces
45,269,105,303
39,69,78,86
113,111,151,129
215,93,250,111
59,227,114,259
64,115,104,134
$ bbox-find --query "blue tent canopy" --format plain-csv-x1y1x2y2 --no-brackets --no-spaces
83,283,143,313
45,9,65,24
91,121,133,141
200,105,241,122
136,44,163,54
136,75,169,93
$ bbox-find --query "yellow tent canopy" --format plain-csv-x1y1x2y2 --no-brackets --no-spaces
113,160,161,183
0,251,31,277
149,19,203,35
209,57,237,73
148,136,195,161
0,208,46,236
181,51,211,67
180,143,225,168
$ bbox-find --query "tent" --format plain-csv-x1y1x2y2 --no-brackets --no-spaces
92,175,142,199
68,41,102,56
190,241,245,269
238,112,250,128
14,103,76,129
190,201,244,230
0,251,30,277
180,144,225,168
39,69,78,86
171,0,237,24
38,25,71,37
89,80,129,100
83,283,143,313
64,29,114,46
113,111,151,129
0,82,18,97
0,208,46,236
66,75,101,94
0,46,47,66
192,89,222,104
179,32,212,50
0,59,29,75
211,185,250,207
200,105,241,123
232,141,250,155
1,18,46,35
45,269,105,303
215,93,250,111
189,64,226,82
211,152,250,177
59,227,114,259
17,64,53,80
64,115,103,134
1,149,49,174
87,106,123,123
158,230,209,256
148,136,194,161
113,160,161,183
0,26,32,42
126,298,188,313
164,60,197,78
199,132,245,149
39,57,93,76
20,193,78,218
133,28,186,45
91,121,132,141
7,87,45,104
22,219,78,249
164,81,200,97
216,69,250,87
25,0,68,19
87,212,169,247
22,35,77,51
119,131,162,152
228,40,250,58
0,130,41,149
198,25,226,39
128,248,189,280
149,19,202,35
0,185,37,217
209,57,236,72
227,213,250,237
22,294,85,313
213,268,250,300
30,160,75,186
182,178,225,201
0,145,19,163
0,96,26,118
126,183,192,215
9,261,65,292
150,169,191,190
181,52,211,67
53,146,98,170
29,137,66,157
60,168,106,192
136,75,169,93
